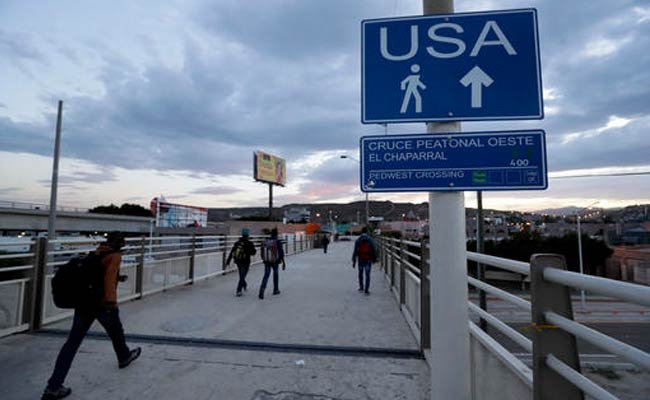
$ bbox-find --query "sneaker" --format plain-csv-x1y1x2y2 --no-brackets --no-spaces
236,291,242,297
119,347,141,369
258,292,264,300
41,386,71,400
358,287,364,292
364,290,370,295
272,290,281,295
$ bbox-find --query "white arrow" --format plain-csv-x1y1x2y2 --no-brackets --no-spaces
460,66,494,108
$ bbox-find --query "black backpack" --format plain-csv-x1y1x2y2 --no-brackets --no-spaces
232,241,247,262
51,252,110,309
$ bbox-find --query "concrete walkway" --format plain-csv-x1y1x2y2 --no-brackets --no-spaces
0,241,431,399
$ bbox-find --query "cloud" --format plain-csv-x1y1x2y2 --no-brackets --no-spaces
0,187,19,196
0,0,649,210
37,167,119,189
191,186,243,195
0,30,46,62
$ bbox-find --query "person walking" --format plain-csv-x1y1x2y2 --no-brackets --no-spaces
258,228,285,300
41,232,141,400
352,227,378,295
321,234,330,254
226,228,257,296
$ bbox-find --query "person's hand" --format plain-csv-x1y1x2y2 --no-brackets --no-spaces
282,260,286,270
352,262,356,269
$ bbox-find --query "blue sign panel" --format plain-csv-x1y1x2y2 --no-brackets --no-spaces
360,131,547,192
361,9,543,123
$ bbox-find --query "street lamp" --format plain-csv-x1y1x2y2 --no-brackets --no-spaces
576,200,599,310
340,155,369,226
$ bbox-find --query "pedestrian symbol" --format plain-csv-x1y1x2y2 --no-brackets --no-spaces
400,64,426,114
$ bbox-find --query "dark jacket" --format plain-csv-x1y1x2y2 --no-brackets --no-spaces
226,237,257,265
352,234,377,264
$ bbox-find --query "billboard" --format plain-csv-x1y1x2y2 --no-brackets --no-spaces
150,198,208,228
254,151,286,186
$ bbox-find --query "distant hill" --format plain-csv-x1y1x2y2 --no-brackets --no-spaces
208,202,650,224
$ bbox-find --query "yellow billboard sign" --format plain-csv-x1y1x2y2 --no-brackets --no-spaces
254,151,286,186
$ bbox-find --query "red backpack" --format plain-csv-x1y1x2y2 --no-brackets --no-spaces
357,239,374,262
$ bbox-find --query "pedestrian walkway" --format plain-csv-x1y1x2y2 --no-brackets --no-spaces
0,240,431,399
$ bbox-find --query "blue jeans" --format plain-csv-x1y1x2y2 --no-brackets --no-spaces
358,262,371,291
236,262,250,293
47,307,131,388
260,263,279,294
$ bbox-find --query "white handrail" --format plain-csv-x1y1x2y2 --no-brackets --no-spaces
545,354,618,400
545,311,650,370
466,251,530,276
0,265,34,273
467,276,532,311
543,268,650,307
0,253,34,260
469,321,533,388
468,302,532,352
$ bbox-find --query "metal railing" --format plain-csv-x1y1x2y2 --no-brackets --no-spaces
0,199,89,213
0,233,315,336
376,236,650,400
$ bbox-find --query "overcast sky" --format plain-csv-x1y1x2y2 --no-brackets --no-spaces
0,0,648,212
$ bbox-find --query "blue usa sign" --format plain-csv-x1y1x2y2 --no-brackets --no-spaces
361,9,543,123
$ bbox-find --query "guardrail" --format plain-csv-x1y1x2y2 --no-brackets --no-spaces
0,200,89,213
0,233,315,336
376,236,650,400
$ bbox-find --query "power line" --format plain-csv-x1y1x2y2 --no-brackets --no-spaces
550,171,650,179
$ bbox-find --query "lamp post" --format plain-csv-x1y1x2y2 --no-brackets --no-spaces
340,155,369,226
576,201,599,310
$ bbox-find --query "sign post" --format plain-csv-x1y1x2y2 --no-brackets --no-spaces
360,1,545,398
424,1,468,399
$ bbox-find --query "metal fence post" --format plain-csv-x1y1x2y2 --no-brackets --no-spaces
530,254,583,400
136,237,145,298
390,240,396,288
420,238,431,350
399,239,406,306
189,234,196,283
222,236,228,271
28,237,48,331
294,236,297,254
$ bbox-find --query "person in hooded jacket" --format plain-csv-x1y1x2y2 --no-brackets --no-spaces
41,232,141,400
351,227,378,295
226,228,257,296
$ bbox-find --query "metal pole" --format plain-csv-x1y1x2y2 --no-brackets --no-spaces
577,215,586,310
47,100,63,241
477,191,487,331
365,192,369,226
268,183,273,220
423,2,471,399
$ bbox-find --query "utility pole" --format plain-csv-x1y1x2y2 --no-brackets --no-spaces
423,1,471,399
47,100,63,242
268,183,273,220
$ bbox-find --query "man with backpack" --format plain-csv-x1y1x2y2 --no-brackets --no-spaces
352,227,378,295
42,232,141,400
258,228,285,300
226,228,257,297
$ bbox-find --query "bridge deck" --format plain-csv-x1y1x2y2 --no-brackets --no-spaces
0,241,431,399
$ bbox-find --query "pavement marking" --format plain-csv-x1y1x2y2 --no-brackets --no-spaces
35,329,424,360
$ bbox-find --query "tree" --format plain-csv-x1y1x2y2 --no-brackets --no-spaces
89,203,152,217
467,232,613,276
